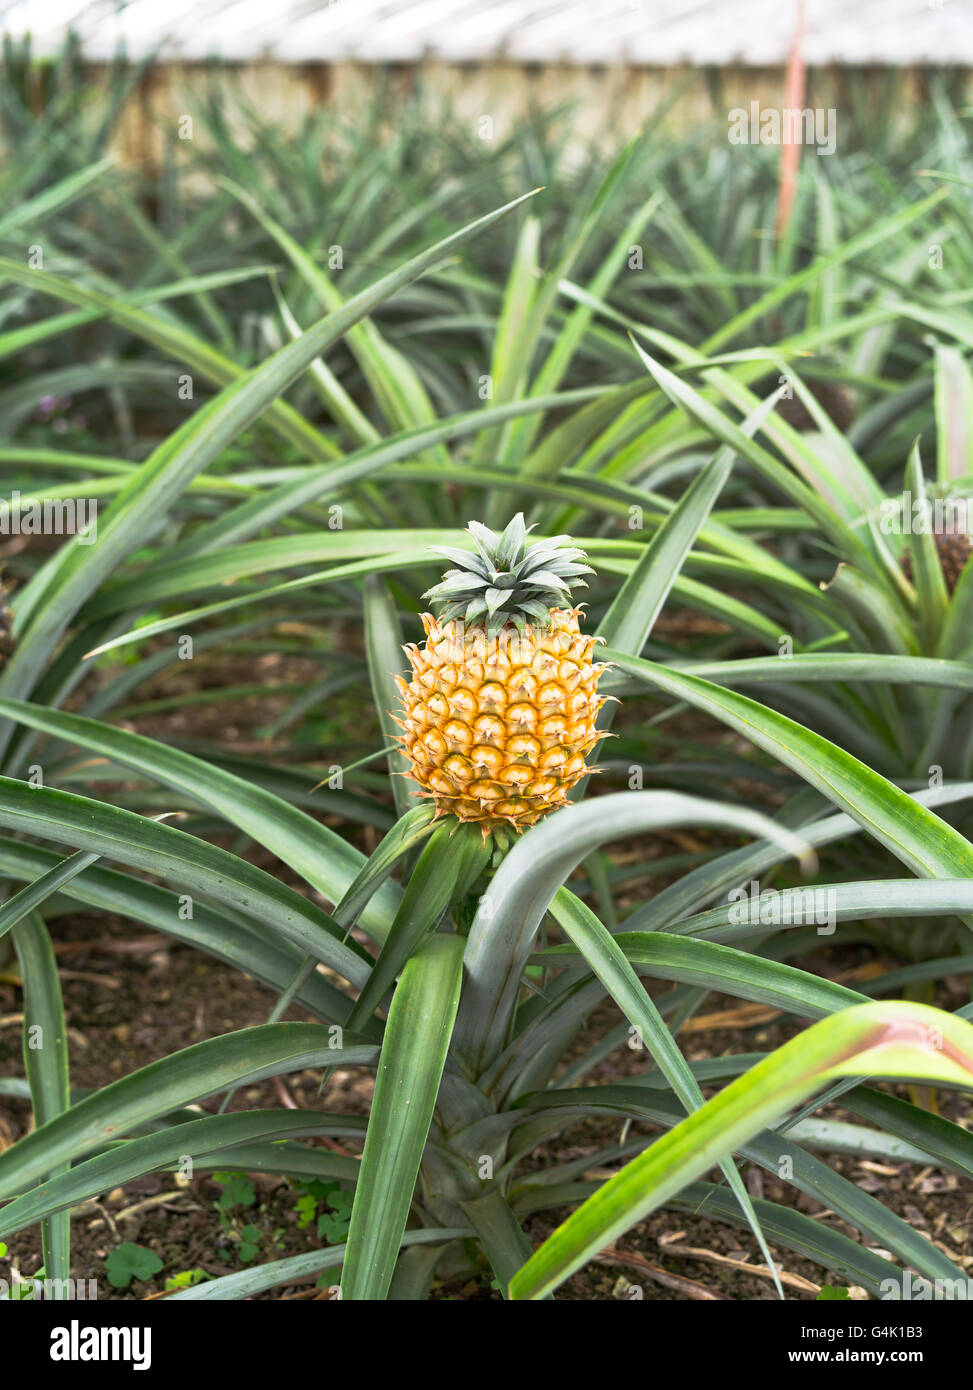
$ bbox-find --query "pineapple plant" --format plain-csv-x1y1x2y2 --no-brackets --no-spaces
395,515,611,835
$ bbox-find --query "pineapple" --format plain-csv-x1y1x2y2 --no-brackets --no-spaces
902,529,972,596
395,515,610,833
776,379,855,434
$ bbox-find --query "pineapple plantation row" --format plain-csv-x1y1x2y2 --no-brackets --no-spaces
1,59,973,1302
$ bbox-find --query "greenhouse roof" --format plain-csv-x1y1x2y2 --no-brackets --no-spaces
2,0,969,66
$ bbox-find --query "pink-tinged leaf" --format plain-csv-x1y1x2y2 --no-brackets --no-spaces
510,1001,973,1299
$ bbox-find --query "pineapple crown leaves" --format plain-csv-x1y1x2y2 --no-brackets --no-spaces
422,514,594,635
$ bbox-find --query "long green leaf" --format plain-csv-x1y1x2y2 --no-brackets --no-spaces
169,1228,471,1301
0,1110,368,1239
0,1024,377,1202
341,935,465,1300
0,849,100,943
605,651,973,881
363,576,420,820
0,700,398,942
0,776,371,984
510,1000,973,1298
455,792,809,1070
9,913,70,1293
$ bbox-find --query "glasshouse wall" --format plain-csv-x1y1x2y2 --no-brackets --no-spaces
72,60,973,165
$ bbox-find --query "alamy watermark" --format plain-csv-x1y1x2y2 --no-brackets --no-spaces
728,102,837,156
882,1272,973,1300
728,879,837,935
50,1318,150,1371
2,1274,98,1299
0,492,98,544
880,492,971,536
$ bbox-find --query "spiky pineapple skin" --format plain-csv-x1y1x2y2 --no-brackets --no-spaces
902,530,972,596
396,607,610,830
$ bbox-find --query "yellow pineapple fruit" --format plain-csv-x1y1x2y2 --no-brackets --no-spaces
395,515,611,833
